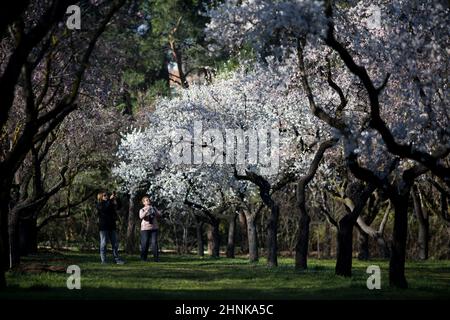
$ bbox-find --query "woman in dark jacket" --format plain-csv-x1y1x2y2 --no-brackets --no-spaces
97,191,124,264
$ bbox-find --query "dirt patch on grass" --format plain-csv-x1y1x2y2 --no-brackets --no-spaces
14,263,67,274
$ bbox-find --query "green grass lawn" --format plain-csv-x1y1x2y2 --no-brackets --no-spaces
1,250,449,299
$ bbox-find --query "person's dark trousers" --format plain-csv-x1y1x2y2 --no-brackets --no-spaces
140,229,159,261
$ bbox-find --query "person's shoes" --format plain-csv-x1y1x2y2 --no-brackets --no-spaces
115,259,125,265
101,261,107,264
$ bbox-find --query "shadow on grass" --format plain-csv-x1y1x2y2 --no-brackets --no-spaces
2,283,450,300
5,251,450,300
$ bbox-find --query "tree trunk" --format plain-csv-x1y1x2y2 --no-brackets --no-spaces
173,224,181,254
195,218,204,257
412,187,429,260
376,236,390,259
207,218,220,258
160,53,171,91
0,175,12,287
234,171,280,267
357,229,369,260
245,211,258,263
173,45,188,88
335,215,354,277
335,182,376,276
125,192,137,254
266,203,279,267
226,214,236,258
182,225,189,254
323,222,332,258
0,189,9,288
295,182,310,269
389,194,409,289
440,193,450,254
257,213,265,257
417,212,429,261
238,212,248,254
30,217,38,254
19,216,38,255
8,208,20,268
19,218,28,255
294,139,336,267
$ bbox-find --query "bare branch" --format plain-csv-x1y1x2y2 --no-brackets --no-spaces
37,190,96,231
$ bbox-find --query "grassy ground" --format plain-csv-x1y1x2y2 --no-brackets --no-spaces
1,250,449,299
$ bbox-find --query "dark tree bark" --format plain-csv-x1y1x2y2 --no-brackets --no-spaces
0,182,10,287
444,194,450,255
0,162,24,286
357,229,369,260
412,186,429,260
0,1,30,40
19,147,46,255
295,184,310,269
184,192,222,258
349,160,425,288
295,139,336,269
125,191,137,254
121,88,134,116
8,182,22,268
245,211,258,263
335,214,354,277
207,217,220,258
159,53,171,91
226,214,236,258
195,216,204,257
19,216,38,255
173,223,181,254
323,222,332,258
357,200,391,259
390,194,409,289
356,194,378,261
439,192,450,226
238,212,249,254
172,45,188,88
335,182,376,277
168,18,188,88
184,196,221,258
377,237,391,259
36,190,96,234
8,208,20,267
234,170,280,267
13,144,69,258
266,203,279,267
0,0,74,128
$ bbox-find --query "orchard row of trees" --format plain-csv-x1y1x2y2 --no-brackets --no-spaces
113,0,450,290
39,184,449,263
0,0,448,291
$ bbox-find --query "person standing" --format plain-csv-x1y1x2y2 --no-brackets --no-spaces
139,196,161,262
97,191,125,264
